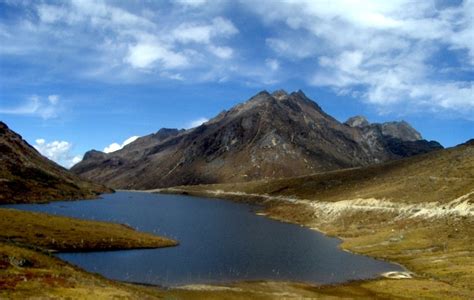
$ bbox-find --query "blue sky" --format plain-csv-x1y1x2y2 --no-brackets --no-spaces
0,0,473,167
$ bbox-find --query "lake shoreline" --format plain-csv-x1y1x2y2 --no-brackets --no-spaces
2,190,471,299
150,187,473,299
148,188,413,276
0,207,178,252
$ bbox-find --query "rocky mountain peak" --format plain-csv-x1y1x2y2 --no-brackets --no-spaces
83,150,106,160
345,116,422,142
72,90,442,189
380,121,422,141
152,128,183,139
345,116,370,128
271,89,289,100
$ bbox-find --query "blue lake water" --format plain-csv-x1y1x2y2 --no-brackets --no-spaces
6,191,402,286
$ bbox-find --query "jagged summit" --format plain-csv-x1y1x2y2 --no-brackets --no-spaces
72,90,442,189
272,89,288,100
345,116,422,142
345,116,370,127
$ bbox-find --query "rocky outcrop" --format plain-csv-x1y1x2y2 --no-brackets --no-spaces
71,90,442,189
344,115,441,160
345,116,370,128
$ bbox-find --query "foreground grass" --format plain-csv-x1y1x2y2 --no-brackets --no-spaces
0,208,178,299
3,238,467,299
0,242,171,299
1,204,471,299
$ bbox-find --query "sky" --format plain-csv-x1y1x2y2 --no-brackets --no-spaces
0,0,473,168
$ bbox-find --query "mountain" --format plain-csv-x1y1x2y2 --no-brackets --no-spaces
0,122,111,204
71,90,442,189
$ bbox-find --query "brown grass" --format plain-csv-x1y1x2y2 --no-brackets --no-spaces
0,208,178,298
0,208,177,252
155,143,474,299
174,142,473,205
0,242,172,299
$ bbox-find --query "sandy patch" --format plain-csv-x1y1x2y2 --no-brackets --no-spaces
381,271,413,279
165,189,474,220
178,284,243,292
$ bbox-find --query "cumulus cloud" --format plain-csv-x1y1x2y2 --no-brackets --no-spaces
186,117,209,129
103,135,140,153
34,138,82,168
0,95,61,119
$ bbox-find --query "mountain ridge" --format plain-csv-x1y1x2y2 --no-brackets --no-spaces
72,90,442,189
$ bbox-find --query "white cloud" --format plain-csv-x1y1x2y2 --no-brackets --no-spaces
244,0,474,115
172,23,213,44
175,0,208,7
186,117,209,129
265,58,279,71
71,155,82,165
2,0,473,118
103,142,121,153
47,94,59,104
0,95,61,119
33,2,238,76
125,42,189,69
266,38,319,60
209,45,233,59
103,135,140,153
34,138,82,168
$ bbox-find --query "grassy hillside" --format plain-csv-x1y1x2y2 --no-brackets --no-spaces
173,140,473,205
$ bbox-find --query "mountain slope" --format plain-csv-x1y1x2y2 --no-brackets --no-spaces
0,122,111,203
72,90,442,189
172,140,473,205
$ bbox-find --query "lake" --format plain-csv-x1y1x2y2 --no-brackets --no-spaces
6,191,403,286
